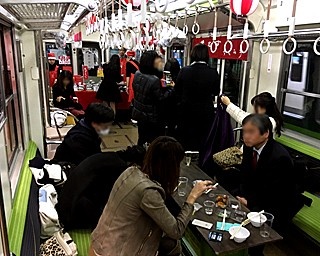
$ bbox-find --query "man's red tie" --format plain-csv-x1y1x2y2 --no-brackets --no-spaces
252,150,258,170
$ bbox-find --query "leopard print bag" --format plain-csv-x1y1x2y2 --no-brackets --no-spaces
40,230,78,256
213,146,243,169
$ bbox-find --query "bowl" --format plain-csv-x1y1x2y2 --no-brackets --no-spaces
247,212,267,227
229,226,250,243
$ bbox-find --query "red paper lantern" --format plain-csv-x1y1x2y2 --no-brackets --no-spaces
121,0,149,7
230,0,259,16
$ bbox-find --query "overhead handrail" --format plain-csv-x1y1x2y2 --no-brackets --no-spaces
239,18,250,57
260,0,272,54
209,7,219,54
192,8,200,35
313,36,320,55
283,0,298,55
224,8,233,55
155,0,169,13
183,9,189,35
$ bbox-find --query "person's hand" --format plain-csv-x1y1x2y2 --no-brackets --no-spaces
187,180,213,204
170,81,175,87
56,96,65,102
221,96,231,106
236,196,248,206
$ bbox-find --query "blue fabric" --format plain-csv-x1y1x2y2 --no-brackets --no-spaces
199,98,235,168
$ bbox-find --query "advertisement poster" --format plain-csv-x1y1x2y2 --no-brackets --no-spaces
83,65,89,80
58,55,71,65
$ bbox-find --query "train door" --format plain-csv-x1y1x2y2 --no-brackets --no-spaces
279,41,320,141
0,26,23,167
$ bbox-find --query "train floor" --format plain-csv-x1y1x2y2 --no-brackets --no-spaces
46,122,318,256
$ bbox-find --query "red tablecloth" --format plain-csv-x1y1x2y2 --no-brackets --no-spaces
75,90,130,110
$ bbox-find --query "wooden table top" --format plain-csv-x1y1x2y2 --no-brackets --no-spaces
172,163,283,255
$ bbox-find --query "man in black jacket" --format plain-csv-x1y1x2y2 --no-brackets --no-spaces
237,114,300,255
53,103,114,165
237,114,299,233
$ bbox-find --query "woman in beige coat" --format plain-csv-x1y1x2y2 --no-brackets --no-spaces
89,136,213,256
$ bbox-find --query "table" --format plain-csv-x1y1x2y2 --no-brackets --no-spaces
75,90,130,110
172,163,282,256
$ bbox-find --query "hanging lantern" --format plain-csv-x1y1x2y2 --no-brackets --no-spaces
230,0,259,16
121,0,149,7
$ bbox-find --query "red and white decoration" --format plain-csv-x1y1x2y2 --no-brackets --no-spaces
121,0,149,7
230,0,259,16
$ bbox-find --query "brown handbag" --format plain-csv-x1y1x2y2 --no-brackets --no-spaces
213,146,243,169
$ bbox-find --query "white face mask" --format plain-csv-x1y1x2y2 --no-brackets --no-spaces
98,128,110,136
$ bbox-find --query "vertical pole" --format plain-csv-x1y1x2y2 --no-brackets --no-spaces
240,61,248,109
0,176,10,256
219,59,226,95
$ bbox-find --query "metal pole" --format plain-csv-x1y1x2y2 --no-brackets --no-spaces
219,59,225,95
239,61,248,109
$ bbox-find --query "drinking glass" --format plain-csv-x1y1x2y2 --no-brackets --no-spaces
178,177,188,197
260,212,274,238
204,200,215,215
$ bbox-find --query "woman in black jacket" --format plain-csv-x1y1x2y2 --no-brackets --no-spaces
132,51,174,146
52,70,84,117
96,55,122,115
175,44,220,151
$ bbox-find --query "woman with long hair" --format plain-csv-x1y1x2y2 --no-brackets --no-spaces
96,54,122,115
221,92,284,136
90,136,213,256
52,70,84,118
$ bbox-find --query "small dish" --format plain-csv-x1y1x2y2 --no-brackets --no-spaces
229,226,250,243
230,210,247,223
215,194,229,208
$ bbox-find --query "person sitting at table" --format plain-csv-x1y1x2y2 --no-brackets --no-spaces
57,145,146,230
52,70,85,118
89,136,214,256
237,114,301,236
221,92,284,137
53,103,114,165
96,55,122,116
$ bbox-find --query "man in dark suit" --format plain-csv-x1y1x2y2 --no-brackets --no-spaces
237,114,298,235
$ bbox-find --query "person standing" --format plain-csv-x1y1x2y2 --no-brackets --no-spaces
126,50,139,104
162,58,181,137
119,47,127,83
132,51,175,146
175,44,220,151
48,52,61,87
96,55,122,116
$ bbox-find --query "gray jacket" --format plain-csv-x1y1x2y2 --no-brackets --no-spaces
91,166,193,256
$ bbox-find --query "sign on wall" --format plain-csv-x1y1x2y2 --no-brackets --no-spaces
192,37,249,61
59,55,71,65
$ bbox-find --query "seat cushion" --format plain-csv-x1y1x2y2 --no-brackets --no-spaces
293,192,320,243
69,229,91,256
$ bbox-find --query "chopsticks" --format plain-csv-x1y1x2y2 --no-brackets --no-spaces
221,209,227,230
204,182,218,194
173,181,182,192
230,210,265,240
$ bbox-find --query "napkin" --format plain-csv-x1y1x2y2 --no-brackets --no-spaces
216,222,240,231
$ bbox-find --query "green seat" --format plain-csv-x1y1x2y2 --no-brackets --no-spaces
8,141,38,256
293,192,320,243
69,230,91,256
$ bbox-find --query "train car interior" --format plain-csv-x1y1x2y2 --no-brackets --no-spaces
0,0,319,256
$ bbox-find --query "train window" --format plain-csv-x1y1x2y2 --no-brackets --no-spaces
280,43,320,141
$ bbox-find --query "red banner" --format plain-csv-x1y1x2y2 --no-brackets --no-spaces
83,66,89,80
192,36,249,61
74,32,82,42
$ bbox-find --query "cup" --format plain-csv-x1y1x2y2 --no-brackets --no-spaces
260,212,274,238
178,177,188,197
204,200,215,215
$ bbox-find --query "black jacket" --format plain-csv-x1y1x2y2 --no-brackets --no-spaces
57,152,128,230
53,119,101,165
240,139,300,233
132,71,174,123
52,83,77,109
175,63,220,150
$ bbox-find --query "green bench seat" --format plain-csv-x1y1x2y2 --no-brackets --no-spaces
293,192,320,244
69,229,91,256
